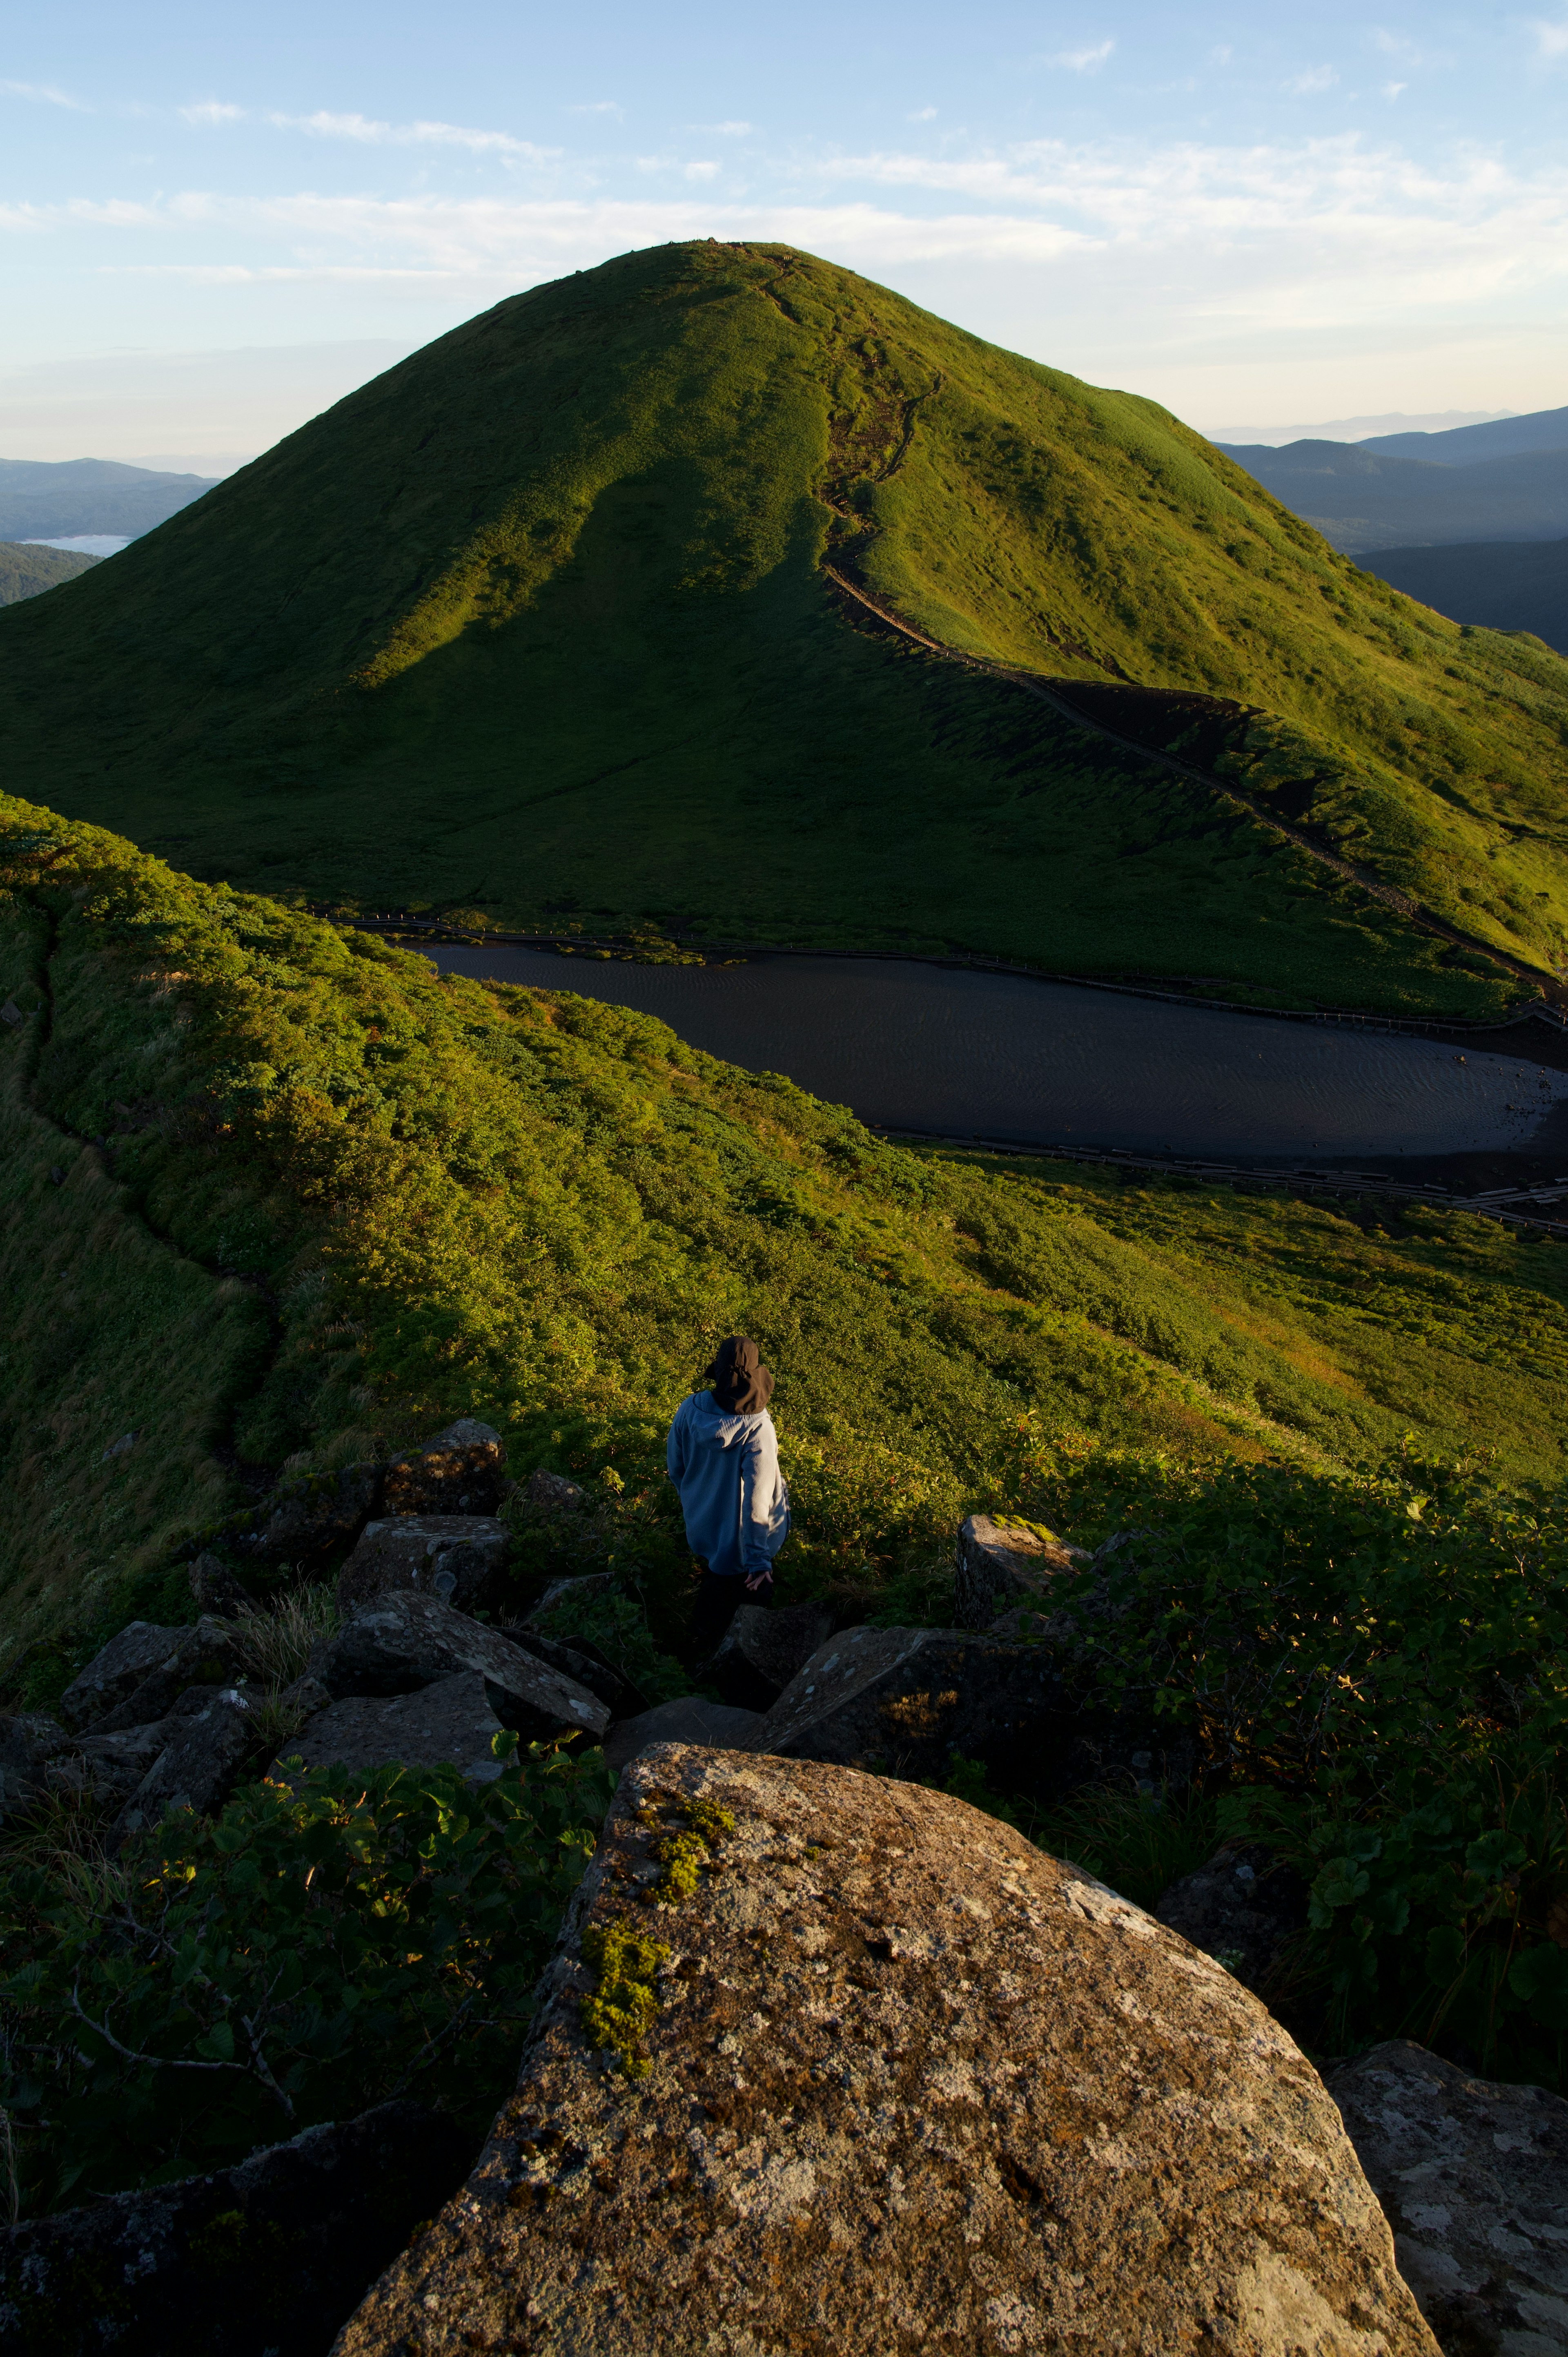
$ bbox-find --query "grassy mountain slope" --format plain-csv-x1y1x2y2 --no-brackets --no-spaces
1,792,1563,1686
0,541,99,607
1,245,1565,1012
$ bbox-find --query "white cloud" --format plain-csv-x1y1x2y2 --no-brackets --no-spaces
1533,18,1568,54
1211,45,1233,65
1383,80,1408,99
0,78,85,109
700,120,752,136
1285,65,1339,94
568,100,624,118
180,100,244,126
908,105,938,121
685,161,719,181
1045,40,1114,71
268,109,553,158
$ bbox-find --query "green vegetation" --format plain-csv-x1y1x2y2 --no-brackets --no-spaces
3,794,1565,1692
0,1735,611,2214
0,543,99,609
1,243,1564,1010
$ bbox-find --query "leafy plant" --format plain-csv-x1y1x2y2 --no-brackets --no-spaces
0,1737,613,2217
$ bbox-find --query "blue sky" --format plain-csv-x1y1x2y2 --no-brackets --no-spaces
4,0,1568,461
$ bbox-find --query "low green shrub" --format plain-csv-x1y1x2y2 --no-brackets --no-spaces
0,1736,613,2217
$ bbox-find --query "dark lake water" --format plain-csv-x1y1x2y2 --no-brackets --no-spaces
417,945,1568,1170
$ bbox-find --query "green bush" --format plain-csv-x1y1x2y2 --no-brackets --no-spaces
0,1737,613,2217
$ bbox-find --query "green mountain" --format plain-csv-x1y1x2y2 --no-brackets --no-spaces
0,540,100,607
2,242,1566,1014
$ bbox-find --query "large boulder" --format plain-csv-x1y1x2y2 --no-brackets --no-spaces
1155,1842,1309,1994
521,1571,611,1626
270,1673,511,1785
601,1695,763,1772
57,1621,189,1732
506,1627,648,1719
745,1624,1191,1804
232,1462,384,1564
317,1591,609,1746
1329,2039,1568,2357
383,1419,507,1518
0,2099,470,2357
709,1599,833,1710
187,1552,256,1617
953,1512,1091,1630
109,1687,260,1851
334,1516,510,1617
91,1617,249,1735
334,1745,1439,2357
46,1722,170,1806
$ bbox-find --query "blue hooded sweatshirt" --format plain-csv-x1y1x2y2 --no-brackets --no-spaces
666,1390,791,1579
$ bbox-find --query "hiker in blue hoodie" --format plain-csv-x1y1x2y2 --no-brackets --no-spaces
667,1335,791,1655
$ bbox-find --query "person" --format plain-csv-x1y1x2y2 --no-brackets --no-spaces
666,1335,791,1656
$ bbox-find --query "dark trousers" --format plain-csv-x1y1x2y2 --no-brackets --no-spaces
686,1567,769,1659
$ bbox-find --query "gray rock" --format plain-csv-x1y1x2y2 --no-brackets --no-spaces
233,1462,383,1564
270,1672,511,1786
953,1511,1091,1629
0,1712,72,1822
335,1515,510,1617
46,1721,169,1805
109,1687,260,1850
1330,2039,1568,2357
277,1672,335,1717
187,1551,256,1617
522,1571,612,1626
0,2098,470,2357
1156,1842,1309,1992
317,1591,609,1746
383,1418,507,1518
709,1599,834,1710
526,1469,585,1513
506,1628,648,1719
746,1624,1190,1805
91,1617,249,1735
334,1744,1439,2357
601,1696,763,1772
57,1621,186,1732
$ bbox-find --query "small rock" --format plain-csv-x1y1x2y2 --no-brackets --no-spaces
101,1429,139,1458
953,1511,1091,1629
748,1625,1190,1805
91,1616,249,1735
1155,1842,1308,1991
0,2099,471,2357
0,1712,72,1823
277,1672,334,1717
335,1745,1439,2357
187,1551,256,1617
383,1418,507,1517
1330,2039,1568,2357
709,1599,834,1710
506,1628,648,1718
233,1461,383,1564
602,1695,762,1771
522,1571,612,1626
109,1687,260,1850
526,1468,585,1513
57,1621,196,1733
335,1514,510,1617
46,1721,169,1805
318,1591,609,1746
270,1671,512,1784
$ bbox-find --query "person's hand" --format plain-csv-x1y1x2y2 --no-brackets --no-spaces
744,1570,773,1593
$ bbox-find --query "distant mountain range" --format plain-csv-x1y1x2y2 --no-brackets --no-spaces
1359,539,1568,656
0,458,221,543
1215,419,1568,553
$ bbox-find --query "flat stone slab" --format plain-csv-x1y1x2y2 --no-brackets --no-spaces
709,1600,833,1710
335,1516,510,1616
318,1590,609,1747
335,1745,1438,2357
270,1671,511,1785
601,1696,762,1772
1330,2038,1568,2356
954,1512,1091,1630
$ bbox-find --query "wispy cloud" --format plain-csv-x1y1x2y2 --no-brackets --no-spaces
1383,80,1408,99
908,105,938,121
685,161,719,181
1285,65,1339,94
0,77,86,109
698,120,752,136
568,100,624,119
1532,16,1568,53
269,109,554,158
180,100,244,126
1045,40,1114,71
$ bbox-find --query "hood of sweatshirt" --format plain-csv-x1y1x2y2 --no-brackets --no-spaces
687,1391,769,1450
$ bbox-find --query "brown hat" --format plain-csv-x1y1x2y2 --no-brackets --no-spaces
706,1334,774,1415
